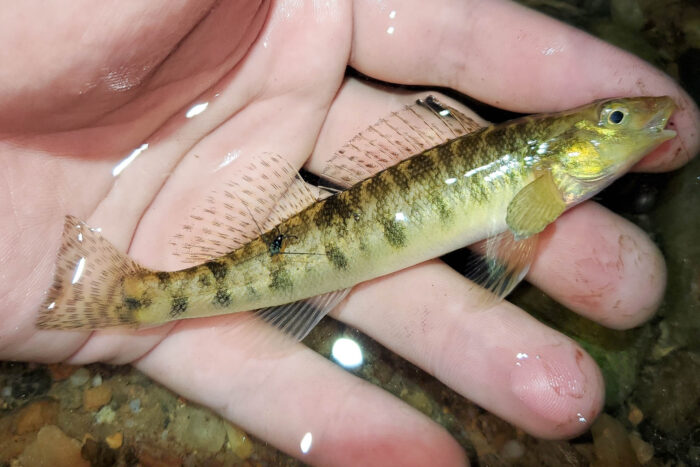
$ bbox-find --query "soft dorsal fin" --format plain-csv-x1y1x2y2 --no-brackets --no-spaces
321,96,483,188
170,153,330,264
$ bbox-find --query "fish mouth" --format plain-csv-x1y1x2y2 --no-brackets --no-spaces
645,96,677,141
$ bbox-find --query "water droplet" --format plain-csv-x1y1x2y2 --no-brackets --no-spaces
300,432,313,454
71,257,86,285
186,102,209,118
112,143,149,176
216,150,241,171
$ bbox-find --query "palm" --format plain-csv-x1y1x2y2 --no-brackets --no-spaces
1,1,698,465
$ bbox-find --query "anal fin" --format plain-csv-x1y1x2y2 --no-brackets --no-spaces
255,289,350,341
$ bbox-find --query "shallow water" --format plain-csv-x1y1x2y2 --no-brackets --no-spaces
1,0,698,465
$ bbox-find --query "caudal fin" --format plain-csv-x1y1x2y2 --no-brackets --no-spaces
36,215,146,329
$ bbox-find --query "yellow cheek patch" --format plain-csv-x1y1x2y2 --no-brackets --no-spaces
564,141,603,179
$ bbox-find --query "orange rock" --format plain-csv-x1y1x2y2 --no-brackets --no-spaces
83,385,112,411
105,432,123,449
15,399,59,435
47,363,78,381
627,404,644,426
0,434,32,460
138,449,183,467
17,425,90,467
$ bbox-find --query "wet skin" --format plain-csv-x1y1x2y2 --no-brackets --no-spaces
0,1,698,466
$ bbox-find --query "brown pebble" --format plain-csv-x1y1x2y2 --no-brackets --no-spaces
47,363,78,381
225,423,254,460
629,433,654,464
15,399,59,435
105,432,123,449
17,425,90,467
591,414,638,466
627,404,644,426
138,449,184,467
83,385,112,411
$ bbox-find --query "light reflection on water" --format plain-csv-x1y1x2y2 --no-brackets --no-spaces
112,143,149,176
331,337,364,369
300,431,312,454
185,102,209,119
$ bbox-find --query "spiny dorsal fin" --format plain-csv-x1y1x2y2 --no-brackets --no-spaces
321,95,483,188
170,153,329,264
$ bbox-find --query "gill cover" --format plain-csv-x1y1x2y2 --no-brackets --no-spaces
506,96,676,239
549,96,676,204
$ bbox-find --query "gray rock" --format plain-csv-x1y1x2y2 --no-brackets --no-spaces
69,368,90,387
170,406,227,454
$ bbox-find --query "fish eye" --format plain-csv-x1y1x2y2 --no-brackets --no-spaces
607,109,626,124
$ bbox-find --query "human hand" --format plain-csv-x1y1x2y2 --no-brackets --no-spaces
1,1,698,465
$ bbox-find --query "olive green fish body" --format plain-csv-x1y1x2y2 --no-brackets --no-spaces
128,121,546,325
36,96,676,330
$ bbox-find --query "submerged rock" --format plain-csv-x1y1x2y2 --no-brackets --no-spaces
14,399,59,435
17,425,89,467
105,431,123,449
81,438,117,467
69,368,91,387
170,405,227,454
95,405,116,425
225,422,254,460
635,351,700,439
83,384,112,412
591,414,639,467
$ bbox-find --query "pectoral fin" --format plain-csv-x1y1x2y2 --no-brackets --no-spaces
506,172,566,239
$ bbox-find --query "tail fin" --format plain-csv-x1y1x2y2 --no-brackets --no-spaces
36,215,146,329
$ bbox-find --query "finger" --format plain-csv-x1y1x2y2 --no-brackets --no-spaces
528,202,666,329
304,80,671,438
332,260,605,439
351,0,699,172
130,0,352,270
134,316,467,467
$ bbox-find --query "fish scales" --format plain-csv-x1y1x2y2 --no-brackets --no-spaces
36,96,677,330
124,121,545,325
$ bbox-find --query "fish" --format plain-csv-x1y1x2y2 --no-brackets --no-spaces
36,95,676,338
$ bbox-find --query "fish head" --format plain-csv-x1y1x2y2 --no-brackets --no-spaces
547,96,676,204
